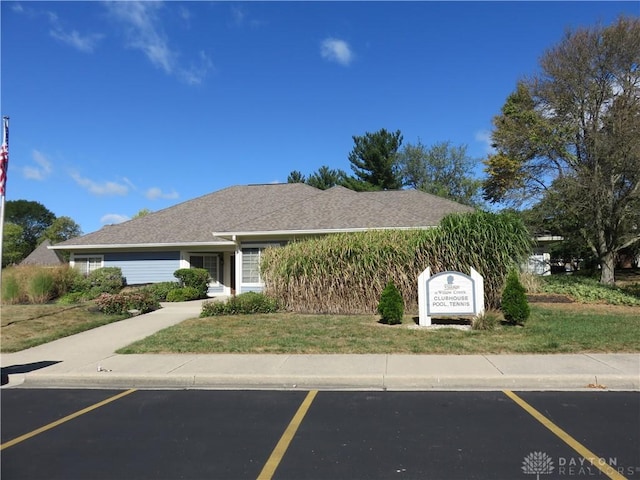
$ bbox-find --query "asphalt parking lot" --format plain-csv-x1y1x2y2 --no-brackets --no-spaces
2,389,639,480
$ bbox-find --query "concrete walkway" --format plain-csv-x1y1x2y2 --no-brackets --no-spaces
1,301,638,391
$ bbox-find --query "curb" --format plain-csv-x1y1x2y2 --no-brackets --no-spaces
11,373,640,391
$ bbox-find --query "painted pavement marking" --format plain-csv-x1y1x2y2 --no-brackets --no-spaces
0,388,137,451
257,389,318,480
503,390,627,480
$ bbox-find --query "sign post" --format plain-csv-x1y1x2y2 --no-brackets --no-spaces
418,267,484,326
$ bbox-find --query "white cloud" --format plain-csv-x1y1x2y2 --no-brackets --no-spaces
23,150,53,180
475,130,495,155
50,28,104,53
145,187,179,200
70,172,129,196
100,213,130,225
105,1,212,84
320,38,354,66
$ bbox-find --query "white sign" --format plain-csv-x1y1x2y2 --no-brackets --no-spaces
418,267,484,326
427,271,476,315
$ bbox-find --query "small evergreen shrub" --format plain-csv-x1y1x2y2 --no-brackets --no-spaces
94,291,160,315
174,268,209,298
200,292,279,317
501,270,530,325
377,281,404,325
166,286,201,302
142,282,180,302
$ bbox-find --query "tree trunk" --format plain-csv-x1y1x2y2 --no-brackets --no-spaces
599,252,616,285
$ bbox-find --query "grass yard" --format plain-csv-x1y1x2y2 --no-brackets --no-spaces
116,302,640,355
0,303,129,353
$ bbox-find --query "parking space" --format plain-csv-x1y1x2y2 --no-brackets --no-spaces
1,390,638,480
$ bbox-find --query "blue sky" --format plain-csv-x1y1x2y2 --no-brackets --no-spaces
1,1,638,235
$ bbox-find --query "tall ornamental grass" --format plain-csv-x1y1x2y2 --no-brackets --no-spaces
261,211,531,313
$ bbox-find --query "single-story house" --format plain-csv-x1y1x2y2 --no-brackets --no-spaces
51,183,475,296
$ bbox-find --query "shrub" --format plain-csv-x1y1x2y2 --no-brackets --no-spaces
166,286,201,302
142,282,180,302
377,281,404,325
174,268,209,298
28,270,56,304
94,291,160,315
84,267,126,298
200,292,279,317
501,270,530,325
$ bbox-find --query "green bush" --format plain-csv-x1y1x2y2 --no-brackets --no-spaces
142,282,180,302
174,268,209,298
201,292,279,317
166,286,201,302
377,281,404,325
82,267,125,298
501,270,530,325
94,291,160,315
28,270,57,304
540,275,640,306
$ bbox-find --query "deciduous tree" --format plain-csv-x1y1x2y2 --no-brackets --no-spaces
482,17,640,284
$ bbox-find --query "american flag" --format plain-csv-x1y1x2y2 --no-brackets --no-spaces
0,117,8,197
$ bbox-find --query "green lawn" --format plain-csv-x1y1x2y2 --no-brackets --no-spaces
116,304,640,355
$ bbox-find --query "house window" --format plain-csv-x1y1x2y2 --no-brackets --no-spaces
190,255,219,284
73,256,103,275
242,248,261,284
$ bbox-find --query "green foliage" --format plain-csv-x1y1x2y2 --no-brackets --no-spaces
141,282,181,302
1,274,22,304
398,140,482,206
5,200,56,256
377,281,404,325
166,286,201,302
83,267,125,298
483,17,640,284
540,275,640,306
501,270,530,325
347,128,403,190
262,211,532,314
28,270,56,304
94,291,160,315
2,223,28,267
200,292,280,317
57,291,91,305
173,268,209,298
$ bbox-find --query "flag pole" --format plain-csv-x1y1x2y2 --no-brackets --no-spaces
0,116,10,292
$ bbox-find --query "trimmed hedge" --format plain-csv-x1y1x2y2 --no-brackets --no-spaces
377,281,404,325
201,292,279,316
94,291,160,315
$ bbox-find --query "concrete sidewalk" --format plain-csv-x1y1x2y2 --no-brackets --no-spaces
2,301,639,391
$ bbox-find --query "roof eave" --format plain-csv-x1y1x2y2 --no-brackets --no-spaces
49,240,237,251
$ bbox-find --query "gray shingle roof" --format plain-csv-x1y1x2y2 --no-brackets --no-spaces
55,183,474,249
20,239,65,265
